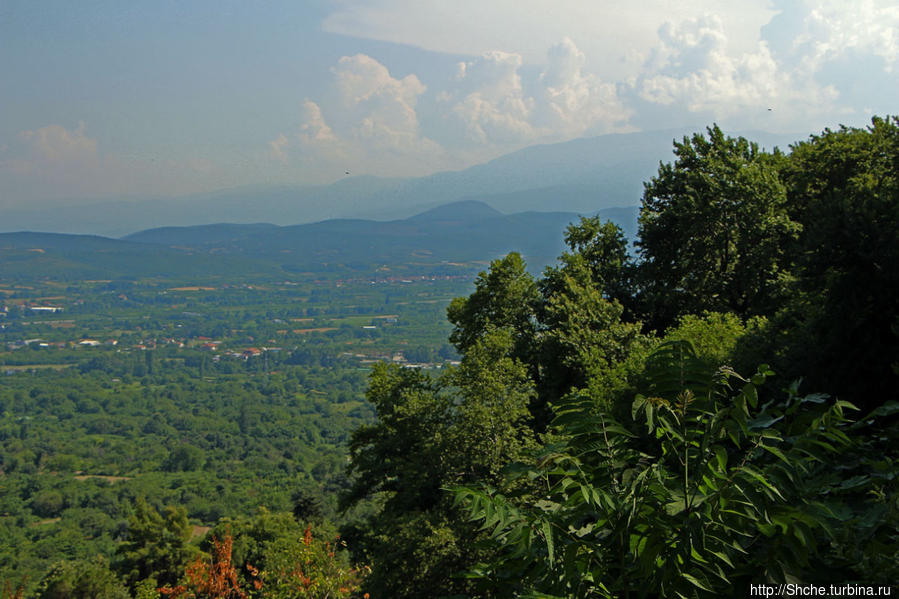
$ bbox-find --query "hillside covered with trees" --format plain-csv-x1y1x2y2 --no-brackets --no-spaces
2,117,897,598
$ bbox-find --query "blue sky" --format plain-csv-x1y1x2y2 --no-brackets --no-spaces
1,0,897,207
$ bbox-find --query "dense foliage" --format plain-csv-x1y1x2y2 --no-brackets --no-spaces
456,342,859,596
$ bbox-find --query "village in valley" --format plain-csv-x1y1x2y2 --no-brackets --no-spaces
1,273,468,376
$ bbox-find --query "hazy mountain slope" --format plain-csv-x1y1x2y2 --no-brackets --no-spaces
1,128,800,237
2,202,640,279
406,200,504,222
124,223,279,246
123,201,639,272
0,232,280,280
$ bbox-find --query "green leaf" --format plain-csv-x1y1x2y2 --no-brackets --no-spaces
632,394,647,419
759,444,790,465
714,445,727,471
740,466,785,500
743,383,759,408
665,498,686,515
709,550,734,569
748,413,783,430
682,572,714,592
541,520,555,564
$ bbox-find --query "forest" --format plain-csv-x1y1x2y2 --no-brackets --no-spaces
1,117,897,598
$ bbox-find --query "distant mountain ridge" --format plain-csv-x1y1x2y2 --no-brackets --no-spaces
123,200,639,268
2,202,638,280
1,128,800,237
121,223,279,246
406,200,504,222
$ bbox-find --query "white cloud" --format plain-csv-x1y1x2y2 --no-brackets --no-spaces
271,54,444,178
537,38,632,136
333,54,431,151
273,40,633,176
291,100,350,166
274,3,896,181
793,0,899,71
441,39,631,147
636,15,841,127
443,51,536,145
298,101,338,145
321,1,894,136
639,16,781,112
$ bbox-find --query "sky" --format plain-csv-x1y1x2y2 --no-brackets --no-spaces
1,0,897,209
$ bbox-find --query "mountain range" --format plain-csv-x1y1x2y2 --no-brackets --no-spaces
1,128,801,237
0,202,639,280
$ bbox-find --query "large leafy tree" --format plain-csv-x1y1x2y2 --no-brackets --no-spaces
114,499,198,590
447,252,539,363
637,126,797,330
778,116,899,407
341,328,537,597
537,260,647,413
530,216,649,429
550,216,634,309
37,556,130,599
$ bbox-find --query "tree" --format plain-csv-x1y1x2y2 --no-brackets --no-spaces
158,536,248,599
456,341,858,597
341,363,451,515
777,116,899,408
447,252,539,363
341,329,538,597
37,556,129,599
552,216,634,309
115,499,198,590
257,525,365,599
537,261,648,414
446,327,539,482
161,444,206,472
637,126,797,330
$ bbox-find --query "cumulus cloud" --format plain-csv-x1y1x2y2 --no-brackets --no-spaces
275,4,897,179
442,51,536,145
537,38,632,136
639,17,781,112
298,101,338,145
270,54,445,178
333,54,431,151
635,15,841,127
440,39,631,147
790,0,899,71
273,39,633,176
